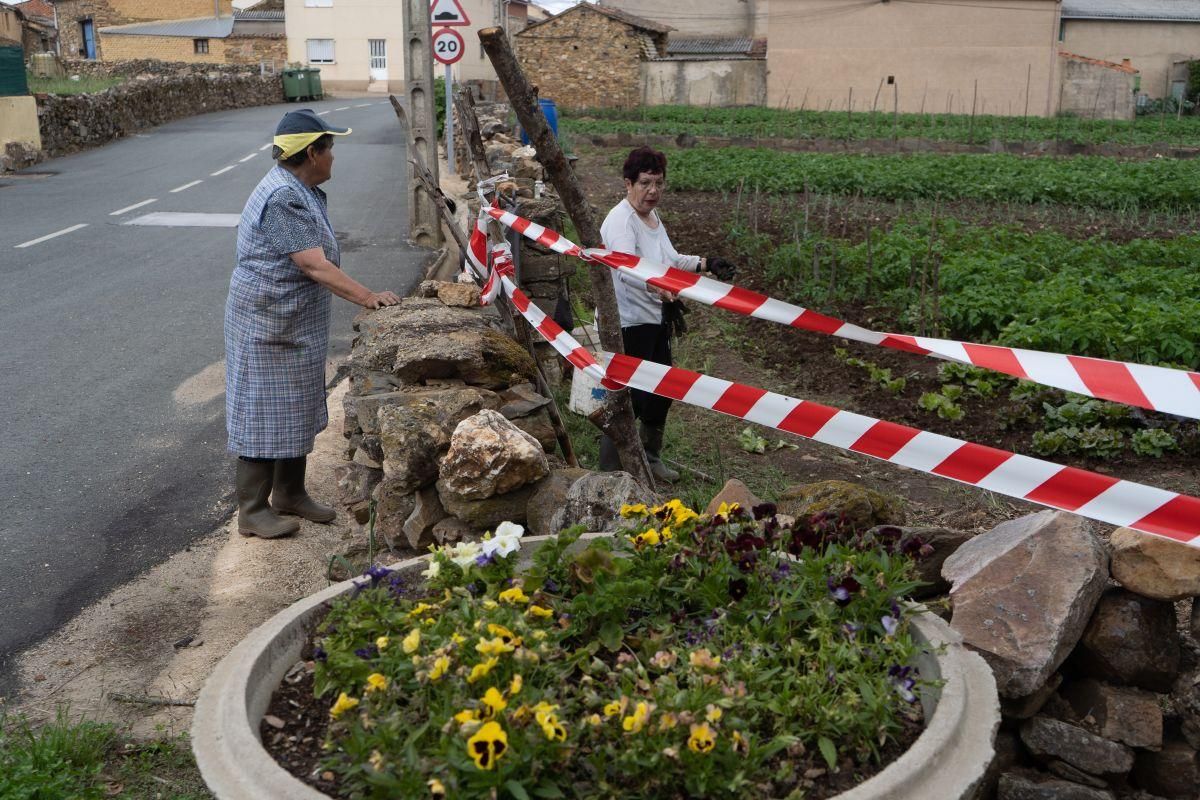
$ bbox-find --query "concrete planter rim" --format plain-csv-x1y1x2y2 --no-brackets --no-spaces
193,534,999,800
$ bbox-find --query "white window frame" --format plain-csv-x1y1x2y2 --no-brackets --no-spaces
306,38,335,64
304,0,333,7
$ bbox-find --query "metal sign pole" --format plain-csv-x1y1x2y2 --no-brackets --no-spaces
445,63,456,175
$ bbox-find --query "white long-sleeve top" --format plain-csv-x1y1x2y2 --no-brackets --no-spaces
600,199,702,328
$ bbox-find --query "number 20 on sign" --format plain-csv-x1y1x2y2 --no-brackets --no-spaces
432,27,464,65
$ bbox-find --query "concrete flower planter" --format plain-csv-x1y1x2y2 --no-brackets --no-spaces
193,536,999,800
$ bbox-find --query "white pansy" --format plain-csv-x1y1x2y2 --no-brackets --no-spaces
446,541,482,568
422,558,441,580
481,522,525,558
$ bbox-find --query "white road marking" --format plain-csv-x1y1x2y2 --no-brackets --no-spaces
354,103,371,108
15,223,88,248
238,153,257,163
109,198,157,216
210,165,236,176
170,180,203,193
317,111,330,116
125,212,240,228
259,143,272,151
335,106,350,111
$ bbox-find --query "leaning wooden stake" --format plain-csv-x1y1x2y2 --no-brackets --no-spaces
477,26,652,489
390,94,578,467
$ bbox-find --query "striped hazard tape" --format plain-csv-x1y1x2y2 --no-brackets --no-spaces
482,206,1200,422
462,229,1200,546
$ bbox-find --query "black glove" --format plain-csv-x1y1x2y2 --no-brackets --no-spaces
707,257,737,281
662,299,689,339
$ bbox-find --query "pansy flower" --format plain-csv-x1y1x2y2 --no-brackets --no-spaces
429,655,450,681
466,721,508,770
365,673,388,693
622,701,651,733
498,586,530,604
375,636,390,651
621,503,650,518
629,529,662,550
688,648,721,671
888,665,918,702
402,628,422,654
476,636,516,657
688,722,716,754
428,778,446,797
528,604,554,619
480,687,507,720
468,656,500,684
329,692,359,719
827,575,862,607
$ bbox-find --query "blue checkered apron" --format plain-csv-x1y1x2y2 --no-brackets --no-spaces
224,166,338,458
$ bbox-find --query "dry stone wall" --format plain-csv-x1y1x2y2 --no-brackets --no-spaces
515,9,645,109
36,72,282,156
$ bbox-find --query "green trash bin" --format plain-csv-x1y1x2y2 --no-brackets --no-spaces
305,68,323,101
282,69,306,101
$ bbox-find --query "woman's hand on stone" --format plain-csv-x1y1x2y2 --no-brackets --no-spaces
362,290,401,309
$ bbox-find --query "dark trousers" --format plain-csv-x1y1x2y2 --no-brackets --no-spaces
622,323,672,428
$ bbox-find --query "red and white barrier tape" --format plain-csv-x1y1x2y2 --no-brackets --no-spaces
464,235,1200,545
482,206,1200,422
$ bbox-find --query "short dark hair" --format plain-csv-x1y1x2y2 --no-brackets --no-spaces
622,146,667,183
273,133,333,167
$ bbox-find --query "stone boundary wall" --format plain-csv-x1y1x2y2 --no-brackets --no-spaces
60,57,266,77
36,73,283,156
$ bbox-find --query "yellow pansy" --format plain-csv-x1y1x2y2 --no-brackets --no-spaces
716,501,740,518
466,721,508,770
402,628,421,654
482,599,499,610
451,632,466,645
585,713,603,726
409,602,433,617
329,692,359,719
658,711,679,731
705,704,723,723
369,750,385,771
480,687,507,719
531,629,548,640
468,656,499,684
528,604,554,619
603,700,623,717
688,722,716,754
476,636,515,657
538,712,567,741
365,673,388,693
429,655,450,681
620,503,649,518
487,623,522,647
628,529,661,550
689,648,721,671
375,636,390,651
453,709,480,724
428,777,447,797
622,701,650,734
731,730,748,753
509,674,523,696
661,525,674,541
498,586,530,604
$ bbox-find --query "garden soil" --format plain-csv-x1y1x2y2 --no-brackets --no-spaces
5,374,379,740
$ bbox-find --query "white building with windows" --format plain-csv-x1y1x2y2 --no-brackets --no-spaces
284,0,528,94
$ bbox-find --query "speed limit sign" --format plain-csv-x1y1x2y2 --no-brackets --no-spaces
432,27,464,65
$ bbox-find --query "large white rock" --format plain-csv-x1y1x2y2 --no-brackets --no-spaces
1110,526,1200,601
942,511,1108,699
438,409,549,501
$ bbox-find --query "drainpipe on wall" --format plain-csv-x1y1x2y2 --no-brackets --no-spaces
52,1,59,55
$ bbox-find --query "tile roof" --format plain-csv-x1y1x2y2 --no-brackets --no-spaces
99,15,236,37
234,8,283,19
667,36,753,55
1061,0,1200,22
1059,50,1140,72
12,0,53,20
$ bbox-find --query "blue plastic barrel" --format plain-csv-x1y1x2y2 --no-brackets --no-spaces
520,98,558,145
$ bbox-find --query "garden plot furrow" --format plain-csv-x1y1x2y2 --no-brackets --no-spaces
665,149,1200,210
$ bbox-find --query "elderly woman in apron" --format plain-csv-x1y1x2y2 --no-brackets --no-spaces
225,109,400,539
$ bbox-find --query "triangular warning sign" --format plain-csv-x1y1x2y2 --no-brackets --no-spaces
430,0,470,26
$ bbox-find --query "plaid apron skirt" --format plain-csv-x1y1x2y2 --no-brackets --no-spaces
224,166,339,458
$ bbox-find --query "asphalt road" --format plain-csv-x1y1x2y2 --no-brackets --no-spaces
0,97,432,695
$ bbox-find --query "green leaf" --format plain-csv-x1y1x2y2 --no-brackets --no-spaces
505,780,532,800
532,785,566,799
598,620,624,651
818,736,838,770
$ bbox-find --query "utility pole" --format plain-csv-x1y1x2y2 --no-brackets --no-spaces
403,0,443,248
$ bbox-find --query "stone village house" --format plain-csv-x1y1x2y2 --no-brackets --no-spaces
48,0,285,65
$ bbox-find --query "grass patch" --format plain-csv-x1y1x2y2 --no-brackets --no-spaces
0,709,211,800
27,73,125,95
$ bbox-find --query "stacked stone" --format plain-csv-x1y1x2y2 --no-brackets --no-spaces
932,511,1200,800
334,285,655,553
35,73,282,155
59,58,263,78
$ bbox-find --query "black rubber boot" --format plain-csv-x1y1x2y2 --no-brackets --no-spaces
640,423,679,483
272,456,336,523
598,435,622,472
236,459,300,539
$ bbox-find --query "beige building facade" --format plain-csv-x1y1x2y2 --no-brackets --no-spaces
767,0,1062,116
1060,0,1200,101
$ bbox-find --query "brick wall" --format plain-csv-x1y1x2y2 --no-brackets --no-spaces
224,34,287,66
516,7,645,109
108,0,233,20
100,34,227,63
60,57,262,75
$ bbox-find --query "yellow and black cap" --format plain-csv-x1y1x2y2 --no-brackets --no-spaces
272,108,351,159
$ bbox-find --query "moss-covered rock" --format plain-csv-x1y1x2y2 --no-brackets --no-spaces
777,479,906,529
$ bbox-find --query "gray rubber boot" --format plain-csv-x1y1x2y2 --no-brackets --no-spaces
640,424,680,483
598,435,622,472
271,456,336,523
236,460,301,539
